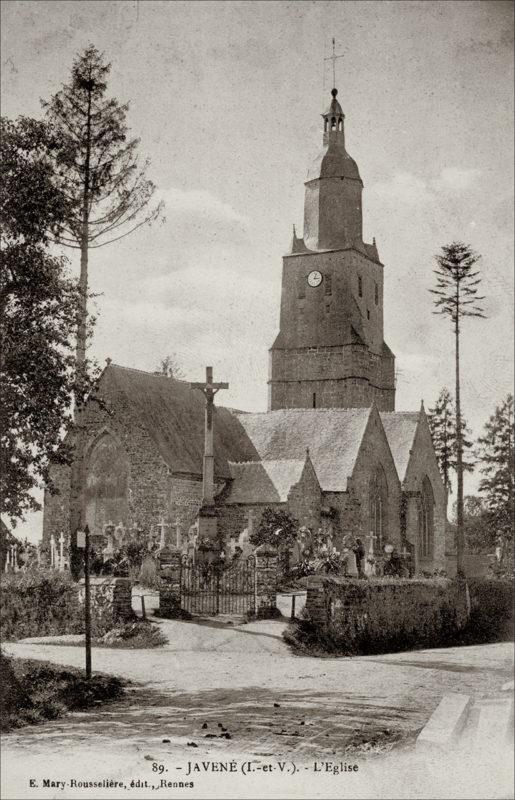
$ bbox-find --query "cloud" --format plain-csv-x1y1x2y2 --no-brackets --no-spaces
158,186,249,232
368,172,433,206
369,167,482,209
433,168,482,192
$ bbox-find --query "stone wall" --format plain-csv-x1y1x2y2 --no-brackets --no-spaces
403,412,447,572
346,406,401,548
269,247,395,412
254,544,279,616
77,577,134,632
43,392,217,559
43,391,169,550
287,458,322,531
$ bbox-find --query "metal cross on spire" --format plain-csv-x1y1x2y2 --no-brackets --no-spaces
324,37,344,89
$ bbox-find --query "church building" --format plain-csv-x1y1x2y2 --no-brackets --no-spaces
43,88,446,574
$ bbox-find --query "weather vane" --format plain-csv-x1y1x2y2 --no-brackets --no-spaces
324,37,344,89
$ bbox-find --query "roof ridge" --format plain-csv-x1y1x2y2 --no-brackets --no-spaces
107,363,192,385
380,410,420,416
239,406,369,416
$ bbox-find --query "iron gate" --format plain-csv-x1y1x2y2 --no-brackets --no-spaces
180,555,257,616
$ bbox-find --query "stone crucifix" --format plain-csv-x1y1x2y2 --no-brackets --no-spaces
191,366,228,507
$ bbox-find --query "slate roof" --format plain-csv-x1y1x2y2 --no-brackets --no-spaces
96,364,259,478
226,459,306,504
380,411,421,481
236,407,371,492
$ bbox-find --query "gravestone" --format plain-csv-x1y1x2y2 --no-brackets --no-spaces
157,545,182,617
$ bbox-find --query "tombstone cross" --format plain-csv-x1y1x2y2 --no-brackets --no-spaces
368,530,378,554
50,534,56,569
59,532,66,572
191,366,229,506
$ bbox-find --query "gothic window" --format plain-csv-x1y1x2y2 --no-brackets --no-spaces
331,116,336,130
367,309,370,320
369,465,388,553
358,275,363,297
375,282,379,305
85,432,129,537
325,274,332,295
297,277,306,299
418,476,434,559
312,392,317,408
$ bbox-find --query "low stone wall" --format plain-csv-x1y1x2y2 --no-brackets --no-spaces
254,544,279,616
77,577,134,633
304,575,470,654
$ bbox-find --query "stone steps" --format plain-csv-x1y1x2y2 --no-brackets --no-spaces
417,690,514,752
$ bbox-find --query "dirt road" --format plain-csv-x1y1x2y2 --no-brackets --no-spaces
2,618,513,799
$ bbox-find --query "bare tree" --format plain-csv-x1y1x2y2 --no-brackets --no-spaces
158,355,185,380
429,242,485,577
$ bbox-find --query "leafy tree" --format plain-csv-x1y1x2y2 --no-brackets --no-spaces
476,395,514,565
250,508,299,575
42,44,163,382
429,242,485,576
428,387,474,499
0,116,84,522
451,495,495,554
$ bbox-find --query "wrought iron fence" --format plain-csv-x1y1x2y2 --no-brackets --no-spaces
180,555,256,616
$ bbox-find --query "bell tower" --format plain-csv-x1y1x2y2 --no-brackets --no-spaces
268,88,396,412
303,88,363,251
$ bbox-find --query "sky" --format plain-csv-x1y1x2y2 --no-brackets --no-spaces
1,0,513,542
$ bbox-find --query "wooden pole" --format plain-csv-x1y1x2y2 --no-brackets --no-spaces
84,524,92,679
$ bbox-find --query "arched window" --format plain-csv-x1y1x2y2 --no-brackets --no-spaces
418,476,434,559
85,431,129,537
369,465,388,553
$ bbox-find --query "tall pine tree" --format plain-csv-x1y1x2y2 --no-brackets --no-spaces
42,44,163,383
477,395,514,565
429,242,485,576
428,387,474,501
42,44,162,575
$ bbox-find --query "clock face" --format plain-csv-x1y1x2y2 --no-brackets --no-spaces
307,270,323,288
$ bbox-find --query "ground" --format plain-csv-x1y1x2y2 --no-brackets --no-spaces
2,606,513,800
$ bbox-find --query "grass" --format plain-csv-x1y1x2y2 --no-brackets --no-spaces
0,650,125,731
46,620,169,649
97,621,168,648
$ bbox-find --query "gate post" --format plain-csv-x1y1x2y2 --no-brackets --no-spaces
254,544,279,618
158,545,182,617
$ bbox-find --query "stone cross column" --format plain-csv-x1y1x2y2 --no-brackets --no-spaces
190,366,228,546
190,366,229,507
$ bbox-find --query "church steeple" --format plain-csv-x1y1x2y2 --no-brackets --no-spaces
303,88,363,252
269,84,396,414
322,88,345,146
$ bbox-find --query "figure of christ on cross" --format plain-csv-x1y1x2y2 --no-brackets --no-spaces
191,366,229,508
